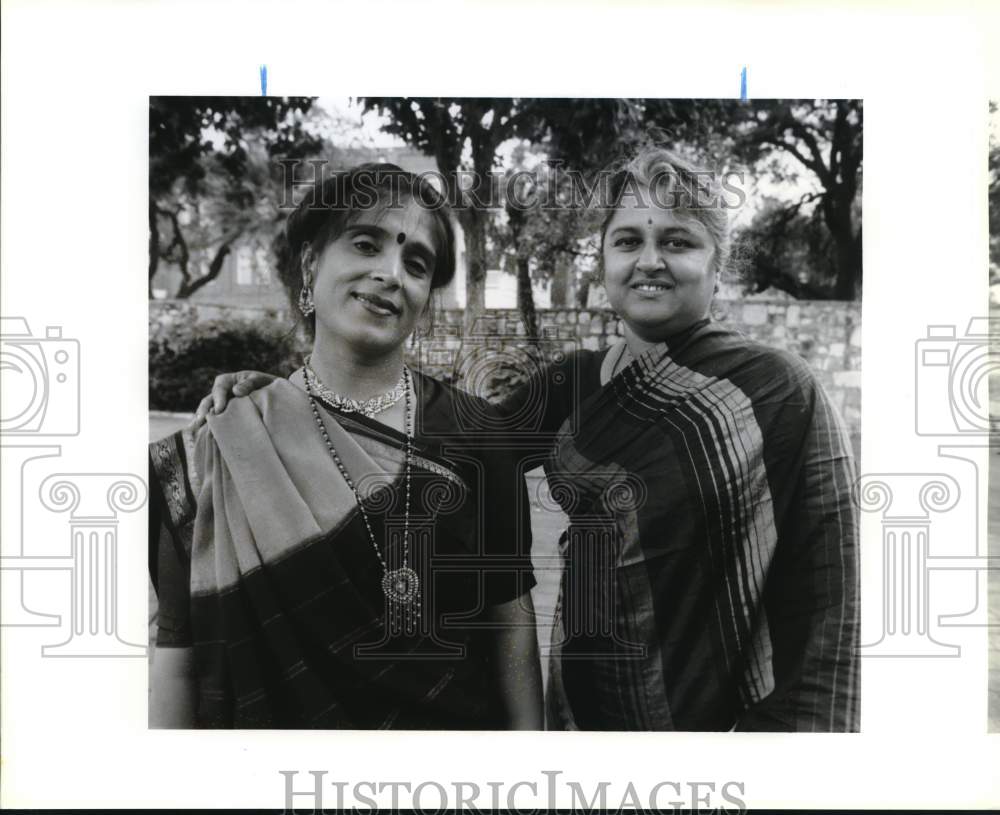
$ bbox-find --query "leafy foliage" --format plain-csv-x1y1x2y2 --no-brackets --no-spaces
489,144,601,317
149,316,303,411
149,97,323,298
150,97,322,199
541,98,863,300
990,101,1000,286
150,97,862,312
360,98,862,304
735,196,841,298
358,98,543,328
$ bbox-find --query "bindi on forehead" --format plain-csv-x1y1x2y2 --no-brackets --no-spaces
396,232,406,245
629,206,707,235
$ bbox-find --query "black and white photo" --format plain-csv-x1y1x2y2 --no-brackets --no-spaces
148,96,862,731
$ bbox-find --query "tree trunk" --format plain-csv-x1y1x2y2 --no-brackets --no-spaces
505,203,539,346
824,193,860,300
148,201,160,298
176,237,237,299
575,275,591,309
515,255,539,346
550,260,570,308
850,224,862,295
162,208,192,298
832,239,856,300
459,209,487,333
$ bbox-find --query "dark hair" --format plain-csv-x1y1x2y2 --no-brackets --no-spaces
274,162,456,336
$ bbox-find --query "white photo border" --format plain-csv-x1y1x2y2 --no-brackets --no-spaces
2,0,999,809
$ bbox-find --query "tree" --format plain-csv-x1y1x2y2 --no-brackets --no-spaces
499,147,600,316
497,100,740,311
542,98,864,300
357,98,863,308
736,195,842,298
990,101,1000,286
149,97,322,298
500,200,540,345
358,98,558,331
731,100,863,300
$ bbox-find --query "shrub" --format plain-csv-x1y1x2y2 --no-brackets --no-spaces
149,316,304,412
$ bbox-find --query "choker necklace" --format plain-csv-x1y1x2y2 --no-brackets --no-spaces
303,355,407,419
305,366,420,625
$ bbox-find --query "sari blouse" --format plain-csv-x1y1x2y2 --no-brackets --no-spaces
501,319,859,732
149,371,535,729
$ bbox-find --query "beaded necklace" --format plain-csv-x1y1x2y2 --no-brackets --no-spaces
304,366,421,624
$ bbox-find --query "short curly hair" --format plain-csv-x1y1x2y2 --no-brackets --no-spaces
599,145,732,277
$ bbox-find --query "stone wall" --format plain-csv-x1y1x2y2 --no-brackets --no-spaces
410,300,862,443
149,298,862,452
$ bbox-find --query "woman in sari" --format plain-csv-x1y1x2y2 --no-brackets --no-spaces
509,147,860,731
149,163,543,729
196,146,860,732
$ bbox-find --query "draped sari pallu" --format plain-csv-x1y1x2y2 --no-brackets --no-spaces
150,377,527,729
543,323,860,732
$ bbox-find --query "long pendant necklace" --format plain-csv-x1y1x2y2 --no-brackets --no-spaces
303,355,407,418
304,366,421,627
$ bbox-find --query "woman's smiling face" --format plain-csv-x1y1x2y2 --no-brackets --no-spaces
602,186,717,342
309,198,437,358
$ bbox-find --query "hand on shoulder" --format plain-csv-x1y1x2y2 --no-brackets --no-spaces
188,370,277,431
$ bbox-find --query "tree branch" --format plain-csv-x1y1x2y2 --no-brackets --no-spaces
771,191,823,231
159,206,191,291
176,231,242,299
148,200,161,294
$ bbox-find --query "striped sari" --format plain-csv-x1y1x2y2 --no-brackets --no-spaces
506,319,859,731
149,372,534,729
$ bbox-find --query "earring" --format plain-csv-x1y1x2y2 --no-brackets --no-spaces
299,245,317,316
298,285,315,316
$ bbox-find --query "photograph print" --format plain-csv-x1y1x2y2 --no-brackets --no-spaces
147,96,863,731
